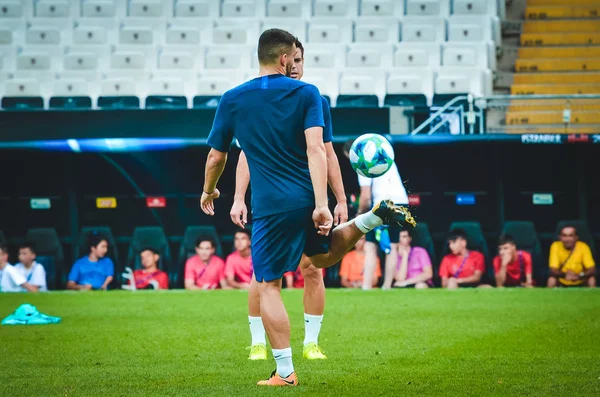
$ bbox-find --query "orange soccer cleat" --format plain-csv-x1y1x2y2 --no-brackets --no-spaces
256,371,299,387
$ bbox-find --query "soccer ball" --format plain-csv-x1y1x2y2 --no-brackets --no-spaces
348,134,395,178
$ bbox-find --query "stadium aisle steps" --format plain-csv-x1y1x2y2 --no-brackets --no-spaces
507,0,600,133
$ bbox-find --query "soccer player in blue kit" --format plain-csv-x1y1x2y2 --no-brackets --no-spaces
201,29,416,387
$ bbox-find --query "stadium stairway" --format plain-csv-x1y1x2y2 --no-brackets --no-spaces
506,0,600,133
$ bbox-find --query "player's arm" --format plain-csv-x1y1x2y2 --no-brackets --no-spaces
230,151,250,228
441,277,449,288
184,279,202,290
226,274,245,289
306,128,328,208
20,282,39,293
402,266,433,286
457,270,483,285
494,258,507,287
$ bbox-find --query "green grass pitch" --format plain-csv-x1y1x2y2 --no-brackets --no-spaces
1,289,599,396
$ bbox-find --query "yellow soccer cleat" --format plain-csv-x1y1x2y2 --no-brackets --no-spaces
303,343,327,360
247,344,267,361
257,371,299,386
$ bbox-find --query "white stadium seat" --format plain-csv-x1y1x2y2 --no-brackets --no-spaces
261,19,306,43
81,1,117,18
301,70,338,99
213,19,259,45
340,70,385,100
222,0,256,18
401,17,445,42
64,51,98,70
452,0,495,16
53,78,88,96
73,25,109,45
25,26,61,45
394,43,441,68
17,52,52,70
313,0,354,18
128,0,164,18
0,29,13,45
166,25,202,45
435,67,491,96
158,50,195,69
148,77,185,95
111,50,146,69
360,0,399,17
197,74,235,95
35,0,71,18
354,18,399,43
303,44,345,69
447,16,493,43
0,1,23,18
346,44,393,68
174,0,212,17
205,46,252,69
5,78,41,96
101,78,137,95
387,69,434,100
442,42,493,69
119,25,154,45
405,0,448,17
267,0,303,18
308,19,352,43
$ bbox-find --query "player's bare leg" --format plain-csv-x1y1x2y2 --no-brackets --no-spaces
299,256,327,359
256,278,297,384
382,243,398,289
247,275,267,360
311,200,416,269
361,241,379,290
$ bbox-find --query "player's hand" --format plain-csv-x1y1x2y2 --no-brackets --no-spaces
230,199,248,228
313,206,333,236
333,201,348,226
200,189,220,215
81,284,92,291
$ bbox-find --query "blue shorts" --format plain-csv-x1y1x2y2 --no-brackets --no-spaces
252,206,330,282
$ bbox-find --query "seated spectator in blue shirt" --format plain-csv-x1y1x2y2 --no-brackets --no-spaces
67,234,114,291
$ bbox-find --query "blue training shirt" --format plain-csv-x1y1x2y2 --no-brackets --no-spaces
321,96,333,143
207,74,326,218
68,256,114,290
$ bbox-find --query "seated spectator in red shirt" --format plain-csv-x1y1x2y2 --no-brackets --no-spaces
132,248,169,290
184,237,227,290
225,229,253,289
339,235,381,289
394,229,433,289
493,234,533,288
439,229,486,289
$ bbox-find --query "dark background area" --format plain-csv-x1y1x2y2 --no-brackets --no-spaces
1,140,598,288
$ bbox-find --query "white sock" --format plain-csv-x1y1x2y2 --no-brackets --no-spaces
354,211,383,234
303,313,323,346
248,316,266,346
272,347,294,378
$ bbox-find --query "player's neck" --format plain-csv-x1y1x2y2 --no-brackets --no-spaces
459,249,468,257
200,256,211,265
239,248,251,258
88,253,99,262
259,65,284,77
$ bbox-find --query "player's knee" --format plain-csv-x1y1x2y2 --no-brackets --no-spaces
302,264,323,284
415,282,428,289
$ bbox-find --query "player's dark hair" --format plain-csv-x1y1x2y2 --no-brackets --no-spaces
448,228,468,242
258,28,296,65
234,229,251,239
88,233,108,253
343,139,354,154
19,242,36,254
141,247,159,256
195,237,215,248
497,234,515,246
0,243,8,255
295,38,304,58
560,225,578,236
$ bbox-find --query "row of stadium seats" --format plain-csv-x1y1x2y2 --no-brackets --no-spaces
2,218,594,290
0,0,500,19
0,16,500,45
0,67,492,108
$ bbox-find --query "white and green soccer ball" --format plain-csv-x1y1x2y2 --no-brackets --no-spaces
349,133,395,178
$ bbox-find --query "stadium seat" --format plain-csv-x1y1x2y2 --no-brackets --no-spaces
64,51,100,71
81,0,118,18
502,221,543,283
401,17,445,42
442,43,491,69
110,50,147,69
174,0,212,18
97,95,140,109
195,74,235,106
145,95,188,109
126,226,172,272
128,0,163,17
354,18,399,43
448,221,489,258
261,19,307,43
308,19,352,43
76,226,119,269
2,78,44,109
0,1,23,19
303,44,340,68
100,77,137,96
35,0,71,18
452,0,495,15
314,0,354,17
387,69,434,105
447,16,493,43
176,225,223,286
16,52,52,71
25,228,64,290
1,96,44,109
158,50,195,69
337,94,378,107
554,220,596,257
384,93,428,107
267,0,303,18
119,25,154,45
394,43,441,68
405,0,447,17
410,222,437,267
205,47,246,69
360,0,398,17
49,96,92,109
346,44,393,68
222,0,256,17
436,68,491,97
25,26,61,45
73,25,108,45
165,26,201,45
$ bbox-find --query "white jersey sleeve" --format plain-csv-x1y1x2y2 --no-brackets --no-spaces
6,265,26,290
30,264,48,291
